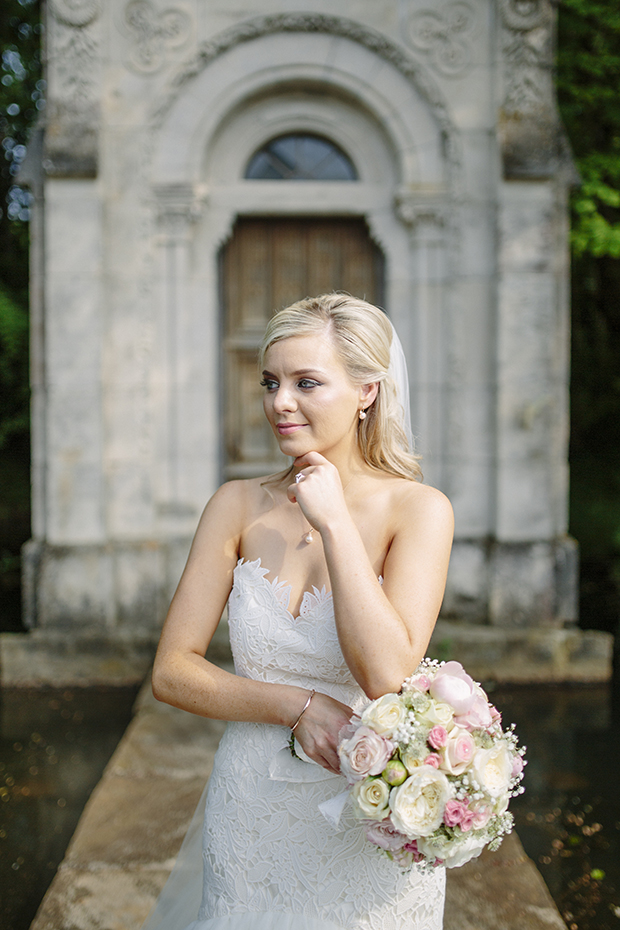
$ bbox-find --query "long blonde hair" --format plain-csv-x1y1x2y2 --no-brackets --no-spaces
260,294,422,481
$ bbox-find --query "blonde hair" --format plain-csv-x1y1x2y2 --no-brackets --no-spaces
260,294,422,481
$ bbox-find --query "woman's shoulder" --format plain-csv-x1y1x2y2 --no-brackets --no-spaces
370,472,453,527
207,473,287,518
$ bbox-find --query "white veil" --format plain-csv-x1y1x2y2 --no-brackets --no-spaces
386,321,414,453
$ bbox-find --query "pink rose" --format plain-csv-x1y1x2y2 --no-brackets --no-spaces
440,727,476,775
511,754,524,778
364,820,408,851
428,725,448,749
408,674,431,692
443,799,467,827
469,802,492,829
460,810,475,832
430,662,476,714
490,705,502,725
454,694,493,731
338,726,395,783
423,753,441,768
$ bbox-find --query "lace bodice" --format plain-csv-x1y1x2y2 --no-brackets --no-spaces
227,557,365,710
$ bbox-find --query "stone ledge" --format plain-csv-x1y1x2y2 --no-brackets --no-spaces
429,622,613,683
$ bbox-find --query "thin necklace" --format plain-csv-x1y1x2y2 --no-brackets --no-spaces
301,475,355,545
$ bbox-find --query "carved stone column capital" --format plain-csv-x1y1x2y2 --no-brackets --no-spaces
153,183,208,239
394,190,449,230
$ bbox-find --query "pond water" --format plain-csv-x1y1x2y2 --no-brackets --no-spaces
0,686,138,930
0,681,618,930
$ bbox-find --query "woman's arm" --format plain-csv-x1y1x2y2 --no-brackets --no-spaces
290,454,454,699
151,479,352,772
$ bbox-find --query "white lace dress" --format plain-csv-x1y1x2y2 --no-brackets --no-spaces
148,557,445,930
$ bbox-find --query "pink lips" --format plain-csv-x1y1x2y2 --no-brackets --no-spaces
277,423,306,435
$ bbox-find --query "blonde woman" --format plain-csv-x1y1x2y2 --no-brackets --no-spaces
148,294,454,930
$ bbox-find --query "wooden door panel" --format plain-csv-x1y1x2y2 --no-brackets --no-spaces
222,217,383,479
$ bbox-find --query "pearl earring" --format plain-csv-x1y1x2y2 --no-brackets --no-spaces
359,409,367,420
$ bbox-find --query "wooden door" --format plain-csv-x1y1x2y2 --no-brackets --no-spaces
222,217,384,479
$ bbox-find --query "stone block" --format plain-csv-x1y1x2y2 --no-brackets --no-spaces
37,545,115,629
429,621,613,683
0,629,158,686
442,540,488,623
114,542,167,632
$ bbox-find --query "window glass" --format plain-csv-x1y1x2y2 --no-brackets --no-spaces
245,133,357,180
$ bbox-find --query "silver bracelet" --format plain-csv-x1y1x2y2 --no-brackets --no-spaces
290,689,316,733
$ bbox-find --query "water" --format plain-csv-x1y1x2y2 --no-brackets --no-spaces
0,682,618,930
491,683,620,930
0,686,138,930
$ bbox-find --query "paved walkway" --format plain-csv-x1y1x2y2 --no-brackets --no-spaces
30,674,567,930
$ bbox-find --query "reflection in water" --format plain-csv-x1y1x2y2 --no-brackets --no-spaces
0,686,138,930
0,683,618,930
491,683,619,930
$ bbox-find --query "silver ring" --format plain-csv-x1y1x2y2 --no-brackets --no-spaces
295,473,304,484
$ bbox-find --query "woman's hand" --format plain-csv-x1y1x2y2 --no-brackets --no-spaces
291,690,354,774
287,452,351,537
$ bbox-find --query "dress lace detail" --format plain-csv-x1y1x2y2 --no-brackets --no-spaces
196,558,445,930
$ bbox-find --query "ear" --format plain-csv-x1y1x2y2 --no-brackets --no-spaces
359,382,379,410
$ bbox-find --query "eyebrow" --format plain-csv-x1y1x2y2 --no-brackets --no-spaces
261,368,326,377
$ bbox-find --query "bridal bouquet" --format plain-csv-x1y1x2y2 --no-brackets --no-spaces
338,660,526,870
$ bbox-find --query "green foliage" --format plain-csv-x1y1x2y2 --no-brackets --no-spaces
557,1,620,260
0,282,29,449
558,1,620,633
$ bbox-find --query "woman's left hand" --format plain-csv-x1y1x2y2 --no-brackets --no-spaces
287,453,351,537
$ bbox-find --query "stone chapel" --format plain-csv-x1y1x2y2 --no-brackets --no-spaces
3,0,613,683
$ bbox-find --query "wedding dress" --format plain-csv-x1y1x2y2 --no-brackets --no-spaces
144,556,445,930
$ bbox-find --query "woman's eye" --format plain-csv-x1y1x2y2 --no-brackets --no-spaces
260,379,278,391
298,379,321,390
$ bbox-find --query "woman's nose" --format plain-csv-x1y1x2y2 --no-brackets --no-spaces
272,385,297,413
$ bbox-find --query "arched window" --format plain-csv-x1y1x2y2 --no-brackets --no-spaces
245,133,357,181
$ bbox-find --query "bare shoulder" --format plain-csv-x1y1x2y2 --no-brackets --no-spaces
384,476,453,533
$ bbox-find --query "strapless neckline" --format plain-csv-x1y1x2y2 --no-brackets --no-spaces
235,557,332,622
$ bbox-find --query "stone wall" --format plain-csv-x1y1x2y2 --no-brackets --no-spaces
2,0,612,685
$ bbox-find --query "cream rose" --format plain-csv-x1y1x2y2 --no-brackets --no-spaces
389,766,453,838
417,700,455,730
352,777,391,819
418,831,487,869
472,742,512,799
361,694,407,737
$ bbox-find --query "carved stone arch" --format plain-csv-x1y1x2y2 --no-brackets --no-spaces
150,18,459,190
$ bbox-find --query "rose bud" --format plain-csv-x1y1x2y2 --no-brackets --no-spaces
382,759,408,786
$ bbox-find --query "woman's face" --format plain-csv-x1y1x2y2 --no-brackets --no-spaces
262,331,373,462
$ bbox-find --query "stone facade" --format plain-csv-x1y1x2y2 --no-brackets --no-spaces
3,0,613,683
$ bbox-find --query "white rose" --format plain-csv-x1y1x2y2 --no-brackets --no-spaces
418,831,487,869
361,694,407,737
417,700,455,731
401,742,428,774
389,766,453,838
352,777,391,819
472,743,512,799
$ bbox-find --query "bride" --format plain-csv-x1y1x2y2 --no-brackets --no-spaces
148,294,454,930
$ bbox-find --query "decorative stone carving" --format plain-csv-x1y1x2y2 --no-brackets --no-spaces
499,0,551,32
394,190,449,228
153,182,208,238
498,0,559,178
49,0,101,28
45,1,101,176
407,3,476,77
124,1,193,74
152,13,459,174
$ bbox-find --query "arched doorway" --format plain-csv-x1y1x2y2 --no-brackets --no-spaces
221,216,384,478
